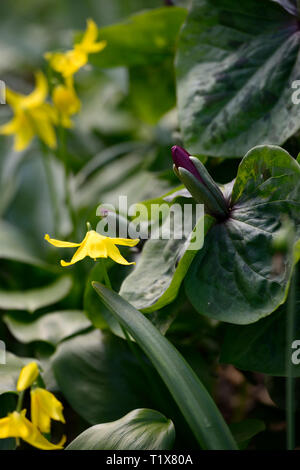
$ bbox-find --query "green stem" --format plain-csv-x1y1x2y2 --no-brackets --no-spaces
286,268,297,450
100,260,112,290
41,147,59,235
58,125,76,236
16,390,25,413
15,390,25,448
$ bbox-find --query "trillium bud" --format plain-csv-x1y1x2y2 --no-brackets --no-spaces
171,146,203,182
171,145,229,220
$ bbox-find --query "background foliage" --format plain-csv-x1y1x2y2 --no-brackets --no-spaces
0,0,299,451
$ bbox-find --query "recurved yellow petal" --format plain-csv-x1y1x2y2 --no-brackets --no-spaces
17,362,39,392
0,116,20,135
109,237,140,247
5,88,24,109
44,233,81,248
79,19,107,54
31,388,65,434
13,113,35,151
22,71,48,109
0,410,64,450
30,107,57,149
60,239,90,267
106,241,135,265
81,19,98,47
1,72,57,151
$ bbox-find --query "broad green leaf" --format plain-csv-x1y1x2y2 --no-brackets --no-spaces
220,267,300,376
185,146,300,324
176,0,300,157
129,59,176,124
120,190,215,312
4,151,70,244
230,419,265,449
3,310,91,346
52,329,155,424
66,408,175,450
0,276,72,313
93,283,237,450
88,7,187,68
0,220,47,268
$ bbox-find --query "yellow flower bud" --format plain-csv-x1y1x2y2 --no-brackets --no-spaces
52,84,81,128
17,362,39,392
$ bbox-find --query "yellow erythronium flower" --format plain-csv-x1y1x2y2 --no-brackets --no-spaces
0,71,57,151
31,388,65,434
45,19,106,78
0,410,65,450
17,362,39,392
44,230,139,266
52,81,81,128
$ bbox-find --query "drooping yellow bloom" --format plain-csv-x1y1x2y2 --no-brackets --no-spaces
44,230,139,266
0,410,65,450
52,81,81,128
17,362,39,392
31,388,65,434
45,19,106,78
0,71,57,151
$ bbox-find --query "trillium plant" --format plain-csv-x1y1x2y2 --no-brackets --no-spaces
0,0,299,454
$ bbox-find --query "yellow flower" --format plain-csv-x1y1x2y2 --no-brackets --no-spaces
0,71,57,151
17,362,39,392
52,82,81,128
45,19,106,78
0,410,65,450
44,230,139,266
31,388,65,434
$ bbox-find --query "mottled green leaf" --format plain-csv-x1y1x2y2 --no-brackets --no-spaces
177,0,300,157
120,190,214,312
185,145,300,323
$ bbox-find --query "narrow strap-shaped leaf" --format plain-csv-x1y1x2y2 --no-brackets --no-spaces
92,282,238,450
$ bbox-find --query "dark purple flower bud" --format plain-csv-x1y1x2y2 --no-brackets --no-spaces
171,146,203,182
171,145,229,220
